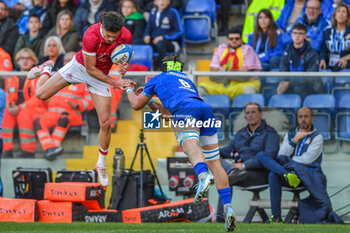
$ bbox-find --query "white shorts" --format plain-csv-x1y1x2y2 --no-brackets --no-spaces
59,57,111,97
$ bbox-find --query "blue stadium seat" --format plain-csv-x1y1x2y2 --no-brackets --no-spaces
232,94,265,108
334,69,350,87
268,94,302,127
129,45,153,70
332,87,350,108
202,94,231,117
303,94,335,109
268,94,302,108
182,0,217,44
184,0,216,22
183,16,212,43
336,112,350,152
339,93,350,109
336,113,350,140
213,112,226,141
303,94,335,140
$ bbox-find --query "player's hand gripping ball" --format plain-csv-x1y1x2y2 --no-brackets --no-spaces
111,44,134,64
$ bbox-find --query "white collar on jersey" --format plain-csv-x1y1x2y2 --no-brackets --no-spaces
100,25,105,40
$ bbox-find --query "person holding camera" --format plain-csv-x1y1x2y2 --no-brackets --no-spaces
216,102,279,222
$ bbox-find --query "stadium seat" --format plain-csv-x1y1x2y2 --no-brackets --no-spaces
268,94,302,127
202,94,231,117
336,112,350,152
303,94,335,140
129,45,153,70
334,69,350,87
268,94,302,108
182,0,217,53
332,87,350,108
213,112,226,141
319,69,333,94
303,94,335,109
232,94,265,109
335,94,350,152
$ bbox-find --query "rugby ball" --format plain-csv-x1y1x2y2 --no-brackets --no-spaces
111,44,134,64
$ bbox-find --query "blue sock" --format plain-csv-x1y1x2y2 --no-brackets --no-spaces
218,187,232,205
193,162,208,180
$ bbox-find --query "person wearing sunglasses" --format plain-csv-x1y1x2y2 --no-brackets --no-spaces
199,26,262,101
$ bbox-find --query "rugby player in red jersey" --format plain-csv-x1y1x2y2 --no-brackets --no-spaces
27,12,135,187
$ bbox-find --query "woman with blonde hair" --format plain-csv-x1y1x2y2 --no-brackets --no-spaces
320,4,350,71
45,10,80,52
39,36,65,71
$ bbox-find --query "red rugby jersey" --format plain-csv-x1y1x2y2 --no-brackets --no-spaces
75,22,132,74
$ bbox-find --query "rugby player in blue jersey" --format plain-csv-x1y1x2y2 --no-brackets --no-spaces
126,55,236,231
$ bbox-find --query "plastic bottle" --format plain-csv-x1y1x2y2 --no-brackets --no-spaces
113,148,125,175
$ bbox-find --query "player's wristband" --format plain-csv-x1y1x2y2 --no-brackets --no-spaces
147,98,155,107
126,87,133,94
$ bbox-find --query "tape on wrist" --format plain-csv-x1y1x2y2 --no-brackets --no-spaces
147,98,155,107
126,87,133,94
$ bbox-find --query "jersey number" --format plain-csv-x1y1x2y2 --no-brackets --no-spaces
179,79,191,88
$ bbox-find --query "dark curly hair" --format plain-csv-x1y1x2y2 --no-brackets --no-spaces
100,11,124,32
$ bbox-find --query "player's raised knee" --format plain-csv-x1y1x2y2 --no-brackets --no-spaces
99,118,111,131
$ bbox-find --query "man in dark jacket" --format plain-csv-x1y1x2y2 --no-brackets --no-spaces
143,0,183,67
277,23,324,100
0,1,19,56
257,107,336,224
216,102,280,222
74,0,115,41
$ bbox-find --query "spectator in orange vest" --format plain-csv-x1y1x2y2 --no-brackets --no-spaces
2,48,47,158
34,83,94,160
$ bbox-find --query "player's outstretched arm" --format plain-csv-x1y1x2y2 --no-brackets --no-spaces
126,87,151,110
150,101,172,121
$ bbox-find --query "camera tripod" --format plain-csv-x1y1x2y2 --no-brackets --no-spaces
117,129,166,209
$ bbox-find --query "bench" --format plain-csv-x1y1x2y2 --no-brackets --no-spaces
234,184,307,223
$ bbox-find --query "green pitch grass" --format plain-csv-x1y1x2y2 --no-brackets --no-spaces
0,222,349,233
